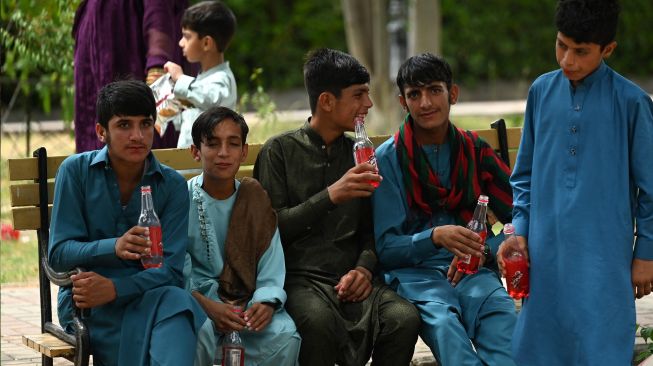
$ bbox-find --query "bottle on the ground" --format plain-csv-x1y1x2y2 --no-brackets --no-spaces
457,195,489,274
501,223,530,299
222,307,245,366
352,116,379,188
138,185,163,268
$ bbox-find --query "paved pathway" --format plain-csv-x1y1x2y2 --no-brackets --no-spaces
2,284,653,365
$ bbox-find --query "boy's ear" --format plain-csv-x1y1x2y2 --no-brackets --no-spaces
602,41,617,59
398,95,408,112
190,144,201,162
95,123,106,142
240,143,248,164
449,84,459,105
318,92,335,113
203,35,215,51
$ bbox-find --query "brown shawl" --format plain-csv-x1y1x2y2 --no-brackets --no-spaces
218,177,277,306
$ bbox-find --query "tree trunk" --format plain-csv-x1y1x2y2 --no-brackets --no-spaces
342,0,402,134
408,0,441,56
342,0,442,134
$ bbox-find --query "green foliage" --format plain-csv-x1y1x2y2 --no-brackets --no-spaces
238,68,277,123
226,0,347,91
637,324,653,362
441,0,653,86
1,0,80,122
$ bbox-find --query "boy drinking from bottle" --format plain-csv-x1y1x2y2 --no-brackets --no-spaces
254,48,420,366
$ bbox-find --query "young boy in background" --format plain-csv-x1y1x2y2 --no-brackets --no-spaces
504,0,653,364
184,106,300,366
164,0,238,148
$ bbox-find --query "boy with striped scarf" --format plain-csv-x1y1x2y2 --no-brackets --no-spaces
371,53,517,366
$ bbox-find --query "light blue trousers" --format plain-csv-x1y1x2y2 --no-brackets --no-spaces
194,311,301,366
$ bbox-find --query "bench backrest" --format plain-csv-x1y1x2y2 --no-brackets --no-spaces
8,124,521,231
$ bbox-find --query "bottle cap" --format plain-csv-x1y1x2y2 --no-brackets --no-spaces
230,306,243,314
504,223,515,235
141,185,152,193
478,195,489,204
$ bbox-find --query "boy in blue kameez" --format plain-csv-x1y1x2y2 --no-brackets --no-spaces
184,106,300,366
48,80,206,366
371,53,517,366
500,1,653,364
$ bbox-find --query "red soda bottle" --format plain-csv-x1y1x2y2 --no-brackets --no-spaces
222,307,245,366
456,195,488,274
352,116,379,188
501,223,530,299
138,186,163,268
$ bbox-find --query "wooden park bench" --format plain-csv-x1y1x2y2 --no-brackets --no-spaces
8,119,521,366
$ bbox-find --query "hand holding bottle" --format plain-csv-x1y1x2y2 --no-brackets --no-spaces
497,223,530,299
115,225,151,260
327,163,382,204
243,303,274,332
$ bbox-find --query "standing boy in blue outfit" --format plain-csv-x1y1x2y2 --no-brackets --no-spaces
371,53,517,366
502,1,653,364
48,80,206,366
164,0,237,148
184,107,300,366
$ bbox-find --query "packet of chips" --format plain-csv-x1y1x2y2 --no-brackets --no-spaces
150,74,183,136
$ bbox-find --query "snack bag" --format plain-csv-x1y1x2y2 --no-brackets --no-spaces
150,74,183,136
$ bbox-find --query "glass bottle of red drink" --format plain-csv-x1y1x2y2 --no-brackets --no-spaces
138,186,163,268
222,307,245,366
456,195,489,274
501,223,530,299
352,116,379,188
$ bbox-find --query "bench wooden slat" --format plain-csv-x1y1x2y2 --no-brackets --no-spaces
506,127,522,149
8,155,67,181
11,182,55,206
22,333,75,358
12,206,51,230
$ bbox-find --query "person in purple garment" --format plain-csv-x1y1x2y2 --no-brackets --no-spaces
72,0,193,152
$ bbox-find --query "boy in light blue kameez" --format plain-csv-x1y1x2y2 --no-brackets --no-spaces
164,1,238,148
501,1,653,365
48,80,206,366
184,106,300,366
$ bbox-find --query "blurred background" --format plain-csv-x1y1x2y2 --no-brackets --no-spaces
1,0,652,283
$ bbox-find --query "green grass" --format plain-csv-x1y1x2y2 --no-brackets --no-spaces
0,237,39,284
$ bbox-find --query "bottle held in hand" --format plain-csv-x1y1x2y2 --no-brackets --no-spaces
138,186,163,268
352,115,379,188
222,307,245,366
457,195,489,274
501,223,530,299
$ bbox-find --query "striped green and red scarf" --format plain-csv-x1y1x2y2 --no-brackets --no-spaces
394,115,513,225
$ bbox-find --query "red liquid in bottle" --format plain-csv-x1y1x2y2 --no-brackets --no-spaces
456,230,486,274
354,146,379,188
141,226,163,269
504,255,530,299
222,346,245,366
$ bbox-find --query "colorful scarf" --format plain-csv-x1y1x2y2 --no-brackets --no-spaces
394,115,513,225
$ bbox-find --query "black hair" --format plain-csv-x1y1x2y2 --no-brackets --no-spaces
181,1,236,53
555,0,620,47
303,48,370,114
396,53,453,97
96,80,156,128
191,106,249,147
